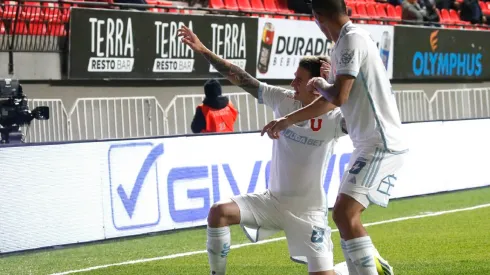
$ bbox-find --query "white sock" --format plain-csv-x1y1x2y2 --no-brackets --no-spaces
207,226,231,275
345,236,379,275
340,239,359,275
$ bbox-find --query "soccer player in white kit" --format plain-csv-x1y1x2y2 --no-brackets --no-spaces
261,0,409,274
178,25,347,275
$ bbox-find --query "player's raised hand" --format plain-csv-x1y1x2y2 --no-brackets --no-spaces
261,117,291,139
307,77,330,92
320,61,331,80
178,25,205,52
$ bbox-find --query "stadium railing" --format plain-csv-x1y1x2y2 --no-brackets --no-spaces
20,87,490,142
394,90,433,122
22,99,70,143
431,87,490,120
1,0,489,54
164,92,274,136
67,96,167,141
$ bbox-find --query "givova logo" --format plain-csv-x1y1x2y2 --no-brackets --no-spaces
411,30,482,77
108,142,163,230
88,17,134,72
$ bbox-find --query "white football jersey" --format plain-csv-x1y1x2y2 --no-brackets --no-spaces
329,21,407,152
258,83,346,210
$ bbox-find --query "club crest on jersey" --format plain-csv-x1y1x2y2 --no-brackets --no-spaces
349,157,367,174
339,49,355,65
311,226,325,243
310,118,323,132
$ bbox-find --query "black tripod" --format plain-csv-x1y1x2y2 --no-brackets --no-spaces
0,126,24,144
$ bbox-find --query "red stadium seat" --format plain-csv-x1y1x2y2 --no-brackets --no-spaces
274,0,297,20
262,0,285,18
395,4,401,17
209,0,225,9
3,1,21,19
20,2,42,21
375,3,387,17
365,3,380,24
385,4,400,25
479,1,490,15
223,0,239,10
0,22,5,34
249,0,265,11
355,3,369,24
11,21,29,34
347,2,361,21
47,23,66,36
41,2,62,22
236,0,253,12
146,0,164,12
60,2,75,23
29,23,47,35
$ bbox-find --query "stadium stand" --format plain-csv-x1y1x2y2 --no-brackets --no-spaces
0,0,489,38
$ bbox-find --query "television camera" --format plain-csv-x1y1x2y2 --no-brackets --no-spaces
0,79,49,144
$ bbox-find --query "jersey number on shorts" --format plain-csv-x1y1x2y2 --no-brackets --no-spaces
310,118,323,132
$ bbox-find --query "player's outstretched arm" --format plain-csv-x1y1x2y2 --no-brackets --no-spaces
178,25,260,98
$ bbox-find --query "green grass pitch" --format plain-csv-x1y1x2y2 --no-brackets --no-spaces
1,186,490,275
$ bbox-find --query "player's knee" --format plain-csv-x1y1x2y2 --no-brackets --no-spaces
207,203,225,227
332,202,361,230
207,202,239,227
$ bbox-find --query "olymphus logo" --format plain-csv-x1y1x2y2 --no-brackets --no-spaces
411,29,482,77
88,17,134,72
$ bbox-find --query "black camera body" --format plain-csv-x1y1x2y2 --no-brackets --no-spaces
0,79,49,144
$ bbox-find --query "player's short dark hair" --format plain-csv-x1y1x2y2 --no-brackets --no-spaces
298,56,330,78
311,0,347,17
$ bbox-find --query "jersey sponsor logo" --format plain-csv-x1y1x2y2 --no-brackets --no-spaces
310,118,323,132
283,129,325,147
411,29,482,77
349,157,367,174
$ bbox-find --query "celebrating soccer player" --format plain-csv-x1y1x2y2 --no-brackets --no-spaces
178,25,348,275
261,0,409,274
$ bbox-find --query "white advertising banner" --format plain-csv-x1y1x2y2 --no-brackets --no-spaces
0,119,489,253
255,18,394,79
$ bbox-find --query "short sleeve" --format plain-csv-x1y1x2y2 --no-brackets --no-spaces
334,33,367,78
258,83,292,109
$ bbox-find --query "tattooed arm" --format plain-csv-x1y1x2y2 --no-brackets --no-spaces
200,48,260,98
178,25,260,98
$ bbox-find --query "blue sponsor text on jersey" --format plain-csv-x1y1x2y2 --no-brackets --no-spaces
283,129,325,146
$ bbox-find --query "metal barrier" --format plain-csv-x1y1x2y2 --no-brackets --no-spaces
0,0,69,53
394,90,433,122
13,87,490,143
164,92,275,135
431,88,490,120
68,97,166,141
21,99,70,142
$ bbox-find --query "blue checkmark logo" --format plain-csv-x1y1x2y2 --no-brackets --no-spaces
108,142,164,231
117,143,164,218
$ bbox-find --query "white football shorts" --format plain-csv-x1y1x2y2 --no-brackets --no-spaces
231,190,334,272
339,147,408,208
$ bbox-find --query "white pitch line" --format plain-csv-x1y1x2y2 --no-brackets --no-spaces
50,203,490,275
